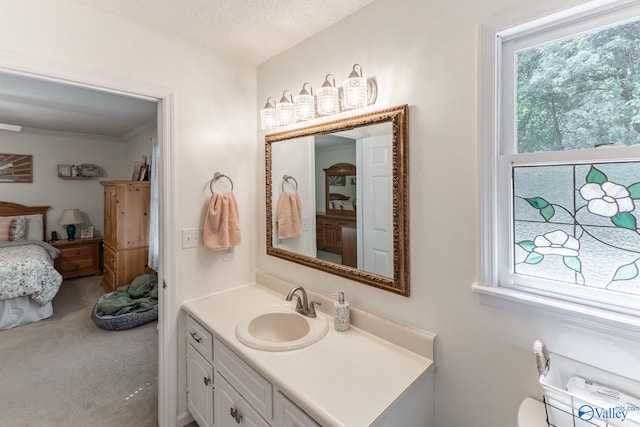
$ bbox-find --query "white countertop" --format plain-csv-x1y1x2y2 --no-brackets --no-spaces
182,282,435,427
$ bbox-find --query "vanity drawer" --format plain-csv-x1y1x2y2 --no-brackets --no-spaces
187,316,214,362
214,337,273,421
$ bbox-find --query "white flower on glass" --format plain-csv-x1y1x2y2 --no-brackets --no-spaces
579,181,634,218
533,230,580,257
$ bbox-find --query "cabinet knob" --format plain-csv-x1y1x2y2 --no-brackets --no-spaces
230,407,243,424
203,376,210,386
189,331,202,342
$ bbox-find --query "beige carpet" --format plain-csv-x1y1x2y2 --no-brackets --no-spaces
0,275,158,427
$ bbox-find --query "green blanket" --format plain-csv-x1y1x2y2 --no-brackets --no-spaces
96,274,158,317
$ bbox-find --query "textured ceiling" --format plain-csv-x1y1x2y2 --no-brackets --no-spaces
0,73,157,138
69,0,376,64
0,0,374,137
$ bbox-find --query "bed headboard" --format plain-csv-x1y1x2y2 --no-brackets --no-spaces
0,201,50,241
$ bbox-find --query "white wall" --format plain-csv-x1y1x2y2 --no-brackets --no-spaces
271,137,316,256
0,0,257,420
125,123,157,175
1,129,129,237
257,0,640,426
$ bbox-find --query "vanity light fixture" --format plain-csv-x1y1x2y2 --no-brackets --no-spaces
261,63,378,131
294,83,315,122
316,74,339,116
276,90,295,127
260,97,278,130
342,64,368,110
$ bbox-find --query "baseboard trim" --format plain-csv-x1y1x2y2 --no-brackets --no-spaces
176,410,194,427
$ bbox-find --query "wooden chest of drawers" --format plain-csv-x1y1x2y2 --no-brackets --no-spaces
316,213,355,254
51,237,102,279
100,180,150,293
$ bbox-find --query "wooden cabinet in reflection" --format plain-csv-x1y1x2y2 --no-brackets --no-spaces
316,214,357,267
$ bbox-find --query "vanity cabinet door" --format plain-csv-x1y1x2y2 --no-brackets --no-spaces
187,345,214,427
274,391,320,427
214,337,272,420
216,372,269,427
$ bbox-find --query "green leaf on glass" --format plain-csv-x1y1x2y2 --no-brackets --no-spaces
586,166,608,184
611,212,637,230
612,262,639,282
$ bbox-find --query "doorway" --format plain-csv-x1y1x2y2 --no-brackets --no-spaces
0,53,176,425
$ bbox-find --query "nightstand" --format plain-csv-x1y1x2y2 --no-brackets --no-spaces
50,237,103,279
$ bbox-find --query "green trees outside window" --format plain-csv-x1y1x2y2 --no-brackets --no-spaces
517,20,640,153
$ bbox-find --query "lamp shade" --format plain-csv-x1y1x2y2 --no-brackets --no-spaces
58,208,83,240
58,209,83,225
276,90,295,127
342,64,368,110
260,97,278,130
316,74,339,116
294,83,315,122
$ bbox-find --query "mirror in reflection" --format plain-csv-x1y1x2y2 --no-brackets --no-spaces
266,105,408,296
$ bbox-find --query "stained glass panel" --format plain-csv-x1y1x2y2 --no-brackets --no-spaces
513,162,640,296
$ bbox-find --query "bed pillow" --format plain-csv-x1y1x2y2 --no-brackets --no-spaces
330,200,355,210
10,216,28,240
0,218,16,242
1,214,44,241
23,214,44,240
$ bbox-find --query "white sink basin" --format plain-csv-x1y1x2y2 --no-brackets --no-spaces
235,306,329,351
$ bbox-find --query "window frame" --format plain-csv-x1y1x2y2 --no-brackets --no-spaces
476,0,640,338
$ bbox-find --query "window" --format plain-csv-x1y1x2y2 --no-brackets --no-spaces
478,0,640,326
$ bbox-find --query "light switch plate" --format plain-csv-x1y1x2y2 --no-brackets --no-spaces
182,228,203,248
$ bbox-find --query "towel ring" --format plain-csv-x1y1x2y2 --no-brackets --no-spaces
209,172,234,193
282,174,298,192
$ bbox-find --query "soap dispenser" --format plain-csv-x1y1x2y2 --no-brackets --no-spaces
333,292,350,331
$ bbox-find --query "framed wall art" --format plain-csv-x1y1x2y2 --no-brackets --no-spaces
0,153,33,183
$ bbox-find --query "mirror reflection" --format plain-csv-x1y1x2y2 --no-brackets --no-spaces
266,105,408,295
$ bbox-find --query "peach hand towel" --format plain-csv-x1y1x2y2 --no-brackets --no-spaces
204,192,241,250
277,191,302,239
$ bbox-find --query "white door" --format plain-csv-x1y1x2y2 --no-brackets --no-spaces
360,135,393,277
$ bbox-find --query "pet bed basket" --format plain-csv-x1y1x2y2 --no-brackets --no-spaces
534,340,640,427
91,292,158,331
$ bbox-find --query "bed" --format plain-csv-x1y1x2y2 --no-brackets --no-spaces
0,201,63,330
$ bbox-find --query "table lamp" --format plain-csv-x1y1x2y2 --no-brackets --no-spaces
58,209,83,240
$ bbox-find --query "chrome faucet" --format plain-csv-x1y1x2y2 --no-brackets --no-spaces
285,286,321,318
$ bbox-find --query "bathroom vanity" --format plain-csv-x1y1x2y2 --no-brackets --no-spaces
182,272,435,427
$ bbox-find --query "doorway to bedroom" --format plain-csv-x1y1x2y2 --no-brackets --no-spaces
0,59,174,424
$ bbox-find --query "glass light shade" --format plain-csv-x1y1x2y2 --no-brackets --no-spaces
294,83,315,122
342,64,368,110
260,97,277,130
316,74,339,116
276,91,295,127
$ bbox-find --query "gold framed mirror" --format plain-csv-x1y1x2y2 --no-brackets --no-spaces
266,105,409,296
